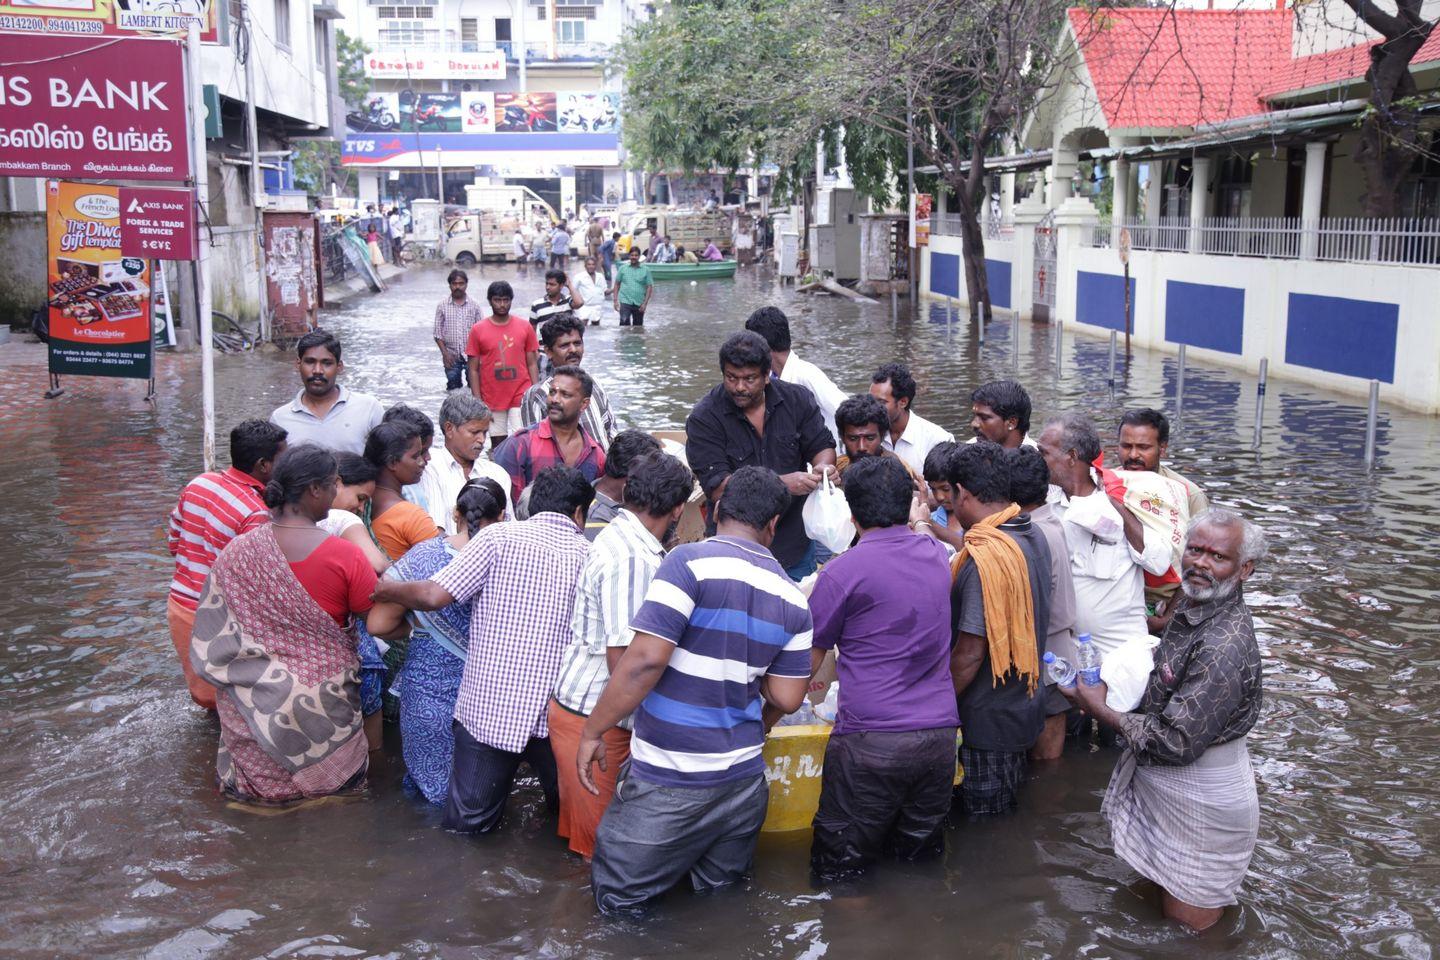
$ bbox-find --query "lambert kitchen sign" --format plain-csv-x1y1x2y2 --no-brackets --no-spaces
0,33,189,181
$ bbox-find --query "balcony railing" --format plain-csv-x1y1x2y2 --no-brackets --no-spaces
1091,215,1440,266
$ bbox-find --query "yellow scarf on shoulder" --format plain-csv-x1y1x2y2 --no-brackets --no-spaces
951,504,1040,694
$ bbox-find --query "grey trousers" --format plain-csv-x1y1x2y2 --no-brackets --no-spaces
591,767,769,915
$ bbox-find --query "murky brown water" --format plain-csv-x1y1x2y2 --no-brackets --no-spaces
3,263,1437,959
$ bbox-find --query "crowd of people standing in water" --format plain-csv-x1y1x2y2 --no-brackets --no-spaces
165,272,1264,928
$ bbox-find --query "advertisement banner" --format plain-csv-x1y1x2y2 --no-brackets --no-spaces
347,92,399,133
119,185,198,260
404,92,461,132
912,192,933,247
0,0,219,42
46,180,154,380
557,92,619,133
496,92,557,132
0,34,188,181
460,91,495,133
364,49,504,80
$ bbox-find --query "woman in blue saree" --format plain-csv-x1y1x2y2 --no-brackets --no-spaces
367,477,507,803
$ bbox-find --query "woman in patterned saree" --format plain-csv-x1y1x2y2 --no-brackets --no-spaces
367,477,508,803
190,444,379,804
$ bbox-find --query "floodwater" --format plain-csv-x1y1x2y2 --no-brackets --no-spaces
2,262,1437,959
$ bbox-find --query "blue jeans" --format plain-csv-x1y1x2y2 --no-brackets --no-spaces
444,357,469,391
784,540,818,581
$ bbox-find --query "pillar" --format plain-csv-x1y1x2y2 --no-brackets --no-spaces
1000,171,1016,224
1188,155,1211,254
1048,146,1078,208
1113,156,1131,241
1300,140,1327,260
1054,196,1100,324
1143,161,1163,220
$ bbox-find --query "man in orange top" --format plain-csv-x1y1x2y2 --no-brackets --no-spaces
467,279,541,450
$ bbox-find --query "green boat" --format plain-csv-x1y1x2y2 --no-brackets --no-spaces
645,260,738,280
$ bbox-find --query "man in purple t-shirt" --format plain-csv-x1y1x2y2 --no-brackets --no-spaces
805,456,959,882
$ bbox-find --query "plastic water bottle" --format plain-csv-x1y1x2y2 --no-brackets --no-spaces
1044,652,1077,688
1075,633,1102,686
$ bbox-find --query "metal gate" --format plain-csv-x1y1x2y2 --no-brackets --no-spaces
1032,208,1057,322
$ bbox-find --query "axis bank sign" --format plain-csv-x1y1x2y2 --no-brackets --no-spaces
0,34,189,181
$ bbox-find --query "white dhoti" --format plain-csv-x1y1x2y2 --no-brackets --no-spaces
1103,735,1259,909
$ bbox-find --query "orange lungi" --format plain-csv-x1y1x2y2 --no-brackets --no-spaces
168,596,216,711
547,698,630,859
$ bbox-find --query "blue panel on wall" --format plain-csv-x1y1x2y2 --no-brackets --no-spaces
1076,271,1135,332
930,252,960,298
985,259,1012,309
1165,280,1244,354
1284,293,1398,382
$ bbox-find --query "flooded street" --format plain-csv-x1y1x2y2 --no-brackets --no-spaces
2,262,1437,959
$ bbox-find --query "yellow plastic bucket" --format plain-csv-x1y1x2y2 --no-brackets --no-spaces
760,725,964,833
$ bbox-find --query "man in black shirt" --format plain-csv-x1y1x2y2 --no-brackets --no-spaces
685,331,837,579
947,440,1052,816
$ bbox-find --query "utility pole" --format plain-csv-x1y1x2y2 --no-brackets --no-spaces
186,21,216,470
241,0,269,341
906,83,917,305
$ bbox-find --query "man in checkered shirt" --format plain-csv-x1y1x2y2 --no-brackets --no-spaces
372,465,593,833
434,268,486,390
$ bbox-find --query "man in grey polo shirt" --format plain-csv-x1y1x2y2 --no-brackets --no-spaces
269,329,384,454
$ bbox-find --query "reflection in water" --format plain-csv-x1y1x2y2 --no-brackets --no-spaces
1,264,1436,958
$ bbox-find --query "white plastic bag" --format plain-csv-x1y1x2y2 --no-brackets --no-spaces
1100,634,1160,711
802,471,854,555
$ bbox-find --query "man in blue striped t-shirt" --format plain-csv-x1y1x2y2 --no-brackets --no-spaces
577,466,812,914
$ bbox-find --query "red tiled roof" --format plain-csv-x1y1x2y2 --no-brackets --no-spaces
1263,26,1440,99
1070,7,1293,129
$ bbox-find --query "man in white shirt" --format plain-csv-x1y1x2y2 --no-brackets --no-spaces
407,391,513,532
868,362,954,476
572,256,610,325
1037,413,1172,658
269,329,384,455
745,306,847,445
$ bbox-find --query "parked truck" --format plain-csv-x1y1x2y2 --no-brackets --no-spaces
625,208,733,256
453,184,559,263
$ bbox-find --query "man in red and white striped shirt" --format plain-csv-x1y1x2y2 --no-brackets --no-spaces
166,420,288,709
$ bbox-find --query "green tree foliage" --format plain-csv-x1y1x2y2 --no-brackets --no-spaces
294,31,371,195
617,0,1070,316
614,0,819,198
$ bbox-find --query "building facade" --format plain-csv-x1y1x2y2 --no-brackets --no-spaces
921,2,1440,413
335,0,651,215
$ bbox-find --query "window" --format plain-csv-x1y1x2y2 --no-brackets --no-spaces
273,0,290,48
557,5,595,18
313,17,326,62
460,17,477,43
379,20,438,46
376,5,436,18
557,19,585,42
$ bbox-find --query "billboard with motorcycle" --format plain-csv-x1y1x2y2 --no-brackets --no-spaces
557,92,618,133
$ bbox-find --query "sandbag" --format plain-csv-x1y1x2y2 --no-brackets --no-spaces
802,471,853,555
